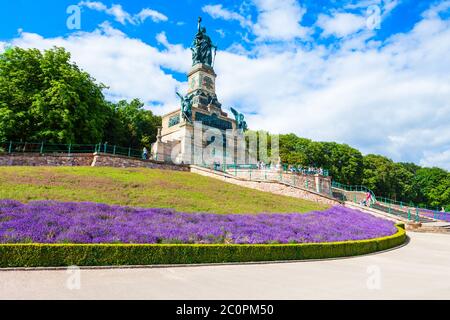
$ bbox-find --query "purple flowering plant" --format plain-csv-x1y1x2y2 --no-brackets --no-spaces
0,200,397,244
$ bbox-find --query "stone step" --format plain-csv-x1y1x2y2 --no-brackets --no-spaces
371,203,436,223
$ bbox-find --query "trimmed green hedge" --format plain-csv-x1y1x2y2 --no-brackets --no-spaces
396,222,406,229
0,225,406,268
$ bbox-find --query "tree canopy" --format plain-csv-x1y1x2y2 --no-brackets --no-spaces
0,47,161,148
275,133,449,211
103,99,161,148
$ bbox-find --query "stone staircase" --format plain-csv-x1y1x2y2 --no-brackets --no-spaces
371,203,435,223
346,201,450,234
190,165,341,206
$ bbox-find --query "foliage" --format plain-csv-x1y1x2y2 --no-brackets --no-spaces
413,167,450,208
0,47,108,144
0,47,161,148
278,134,363,185
277,133,450,209
0,225,405,267
103,99,161,149
0,200,396,244
0,167,328,214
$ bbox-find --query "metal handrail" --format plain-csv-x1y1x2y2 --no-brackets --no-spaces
0,141,148,160
331,181,377,202
331,181,449,218
199,163,332,196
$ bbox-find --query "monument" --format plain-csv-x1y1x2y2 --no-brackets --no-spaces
152,17,248,165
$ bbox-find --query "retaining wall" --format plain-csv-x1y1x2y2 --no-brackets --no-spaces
0,153,189,171
91,154,189,171
230,169,332,195
191,166,340,206
0,153,93,166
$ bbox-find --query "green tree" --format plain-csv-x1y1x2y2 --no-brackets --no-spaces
278,134,363,184
279,134,311,165
0,47,109,143
361,154,395,197
413,167,449,208
275,133,449,210
319,142,363,185
104,99,161,148
427,175,450,210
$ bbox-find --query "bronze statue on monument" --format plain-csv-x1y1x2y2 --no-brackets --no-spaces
191,17,217,67
231,107,248,132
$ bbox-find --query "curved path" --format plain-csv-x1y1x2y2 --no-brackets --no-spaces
1,232,449,300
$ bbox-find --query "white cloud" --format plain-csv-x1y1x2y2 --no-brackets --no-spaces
96,21,126,37
422,0,450,19
212,3,450,169
202,4,251,28
420,150,450,169
317,12,367,38
135,8,168,23
382,0,401,17
252,0,310,40
344,0,400,14
316,0,401,38
202,0,310,41
216,29,226,38
107,4,133,24
79,2,132,25
78,1,107,11
155,32,191,73
78,1,167,25
8,22,189,114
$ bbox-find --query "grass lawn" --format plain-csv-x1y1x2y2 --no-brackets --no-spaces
0,167,328,214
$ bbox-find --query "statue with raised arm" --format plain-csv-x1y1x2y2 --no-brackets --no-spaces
231,107,248,132
177,92,193,122
191,17,217,67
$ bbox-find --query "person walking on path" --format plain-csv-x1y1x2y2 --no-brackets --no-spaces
142,147,148,160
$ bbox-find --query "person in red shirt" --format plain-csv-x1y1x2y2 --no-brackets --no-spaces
365,192,372,206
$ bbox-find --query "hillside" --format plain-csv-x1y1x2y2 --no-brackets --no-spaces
0,167,328,214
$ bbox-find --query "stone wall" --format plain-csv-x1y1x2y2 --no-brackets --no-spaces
332,188,367,203
229,169,332,195
91,153,189,171
190,166,340,206
0,153,189,171
0,153,93,166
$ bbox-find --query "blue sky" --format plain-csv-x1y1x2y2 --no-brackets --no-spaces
1,0,450,169
0,1,429,50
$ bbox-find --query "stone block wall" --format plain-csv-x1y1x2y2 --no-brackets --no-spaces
229,169,332,195
191,166,340,206
91,153,189,171
0,153,189,171
0,153,93,166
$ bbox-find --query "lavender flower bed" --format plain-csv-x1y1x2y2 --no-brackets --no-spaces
0,200,397,244
421,210,450,222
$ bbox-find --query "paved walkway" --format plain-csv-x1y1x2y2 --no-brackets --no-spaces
1,232,449,300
